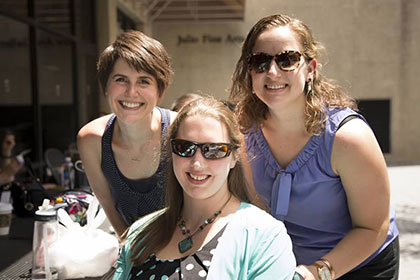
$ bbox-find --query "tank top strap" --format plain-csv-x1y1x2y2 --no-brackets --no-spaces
102,114,117,156
156,107,171,136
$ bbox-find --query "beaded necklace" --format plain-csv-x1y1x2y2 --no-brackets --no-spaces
177,194,232,254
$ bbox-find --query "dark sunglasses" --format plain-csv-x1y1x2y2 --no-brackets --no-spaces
171,139,236,159
248,50,302,73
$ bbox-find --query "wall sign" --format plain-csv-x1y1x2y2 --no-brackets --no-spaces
177,34,244,46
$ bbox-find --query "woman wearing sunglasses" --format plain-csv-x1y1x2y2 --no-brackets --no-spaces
229,14,399,280
113,97,297,279
77,31,175,237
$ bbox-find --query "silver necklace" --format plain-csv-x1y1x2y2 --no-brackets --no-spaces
177,194,232,254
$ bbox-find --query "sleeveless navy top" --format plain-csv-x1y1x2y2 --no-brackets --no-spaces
101,107,170,225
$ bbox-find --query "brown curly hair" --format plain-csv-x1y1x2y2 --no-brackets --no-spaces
229,14,357,134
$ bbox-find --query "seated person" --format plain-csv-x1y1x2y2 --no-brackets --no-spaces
0,129,23,185
113,97,297,279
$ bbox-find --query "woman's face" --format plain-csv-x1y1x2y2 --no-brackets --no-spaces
249,26,315,112
172,115,237,201
105,58,160,124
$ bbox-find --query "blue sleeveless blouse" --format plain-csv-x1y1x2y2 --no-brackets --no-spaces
245,107,398,267
101,107,170,225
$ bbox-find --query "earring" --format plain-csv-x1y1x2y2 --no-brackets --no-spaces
306,79,313,95
252,90,256,95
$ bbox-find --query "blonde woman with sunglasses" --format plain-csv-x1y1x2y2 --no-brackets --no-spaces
230,14,399,280
113,97,297,280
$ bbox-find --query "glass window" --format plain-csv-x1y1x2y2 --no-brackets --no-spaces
117,9,137,34
37,30,76,151
0,0,29,17
37,30,74,105
74,0,95,42
0,15,31,105
35,0,72,35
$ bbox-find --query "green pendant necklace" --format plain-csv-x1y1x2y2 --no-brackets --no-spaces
178,194,232,254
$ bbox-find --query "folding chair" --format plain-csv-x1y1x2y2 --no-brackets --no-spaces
44,148,65,185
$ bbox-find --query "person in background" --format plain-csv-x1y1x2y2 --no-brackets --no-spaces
77,30,176,237
0,129,23,185
229,14,399,280
113,97,297,280
170,92,203,112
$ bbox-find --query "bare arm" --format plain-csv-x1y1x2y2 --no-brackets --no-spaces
77,119,128,238
297,118,390,279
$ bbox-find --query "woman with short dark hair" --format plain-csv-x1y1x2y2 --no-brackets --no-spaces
77,30,176,237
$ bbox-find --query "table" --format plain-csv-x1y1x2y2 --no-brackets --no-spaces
0,216,115,280
0,252,115,280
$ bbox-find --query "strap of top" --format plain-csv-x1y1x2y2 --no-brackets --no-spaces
100,108,171,224
337,114,361,130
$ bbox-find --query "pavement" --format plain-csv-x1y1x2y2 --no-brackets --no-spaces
388,165,420,280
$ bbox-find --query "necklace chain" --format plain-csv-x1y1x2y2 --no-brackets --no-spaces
177,194,232,253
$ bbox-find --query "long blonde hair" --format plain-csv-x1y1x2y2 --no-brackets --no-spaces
128,96,250,266
229,14,357,134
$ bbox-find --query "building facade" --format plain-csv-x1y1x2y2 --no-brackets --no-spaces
1,0,419,165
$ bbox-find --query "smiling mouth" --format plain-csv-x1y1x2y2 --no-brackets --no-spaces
188,173,210,181
120,101,143,108
265,84,287,90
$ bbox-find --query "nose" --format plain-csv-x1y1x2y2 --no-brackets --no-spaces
126,82,138,97
190,148,206,168
267,59,282,77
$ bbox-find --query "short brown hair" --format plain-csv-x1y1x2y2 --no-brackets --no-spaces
97,30,173,97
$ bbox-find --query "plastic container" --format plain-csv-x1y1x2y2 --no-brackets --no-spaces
32,209,59,279
61,157,74,190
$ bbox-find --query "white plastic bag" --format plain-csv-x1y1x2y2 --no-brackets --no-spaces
50,196,119,279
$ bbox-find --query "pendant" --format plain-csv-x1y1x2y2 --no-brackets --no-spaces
178,237,193,253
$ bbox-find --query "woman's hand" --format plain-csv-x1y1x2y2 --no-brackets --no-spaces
296,265,318,280
0,157,23,184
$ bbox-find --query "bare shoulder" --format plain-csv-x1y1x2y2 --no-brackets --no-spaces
333,117,374,147
77,114,112,151
77,115,112,141
331,118,384,174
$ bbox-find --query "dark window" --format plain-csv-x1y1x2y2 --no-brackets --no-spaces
357,99,391,153
0,0,29,17
117,9,136,32
74,0,96,42
42,105,76,151
0,0,97,163
34,0,73,35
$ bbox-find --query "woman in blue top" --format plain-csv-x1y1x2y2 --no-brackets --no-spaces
229,14,399,279
77,31,176,237
113,96,296,280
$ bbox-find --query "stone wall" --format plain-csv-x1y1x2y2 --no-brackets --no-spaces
152,0,420,164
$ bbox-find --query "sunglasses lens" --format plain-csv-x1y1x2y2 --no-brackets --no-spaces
249,54,272,73
171,140,197,157
172,139,233,159
276,51,301,71
201,143,230,159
